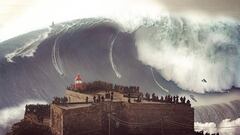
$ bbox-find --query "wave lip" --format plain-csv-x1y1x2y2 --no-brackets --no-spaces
5,30,50,63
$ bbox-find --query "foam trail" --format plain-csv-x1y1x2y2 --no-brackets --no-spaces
150,67,169,93
51,23,80,76
52,36,64,76
109,33,122,78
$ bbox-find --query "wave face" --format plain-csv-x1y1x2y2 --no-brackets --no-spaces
0,18,174,109
1,17,240,134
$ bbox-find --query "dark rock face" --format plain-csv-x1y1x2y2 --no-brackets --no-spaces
7,121,52,135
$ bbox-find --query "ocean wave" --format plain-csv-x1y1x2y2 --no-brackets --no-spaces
134,16,240,93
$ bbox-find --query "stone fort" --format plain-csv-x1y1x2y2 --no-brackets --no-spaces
23,74,194,135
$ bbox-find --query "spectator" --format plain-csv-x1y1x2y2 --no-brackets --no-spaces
93,96,96,103
101,96,105,102
86,96,89,103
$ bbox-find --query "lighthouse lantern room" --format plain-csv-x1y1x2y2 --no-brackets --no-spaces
74,74,84,90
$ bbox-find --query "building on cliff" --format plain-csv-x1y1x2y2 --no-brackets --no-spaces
49,74,194,135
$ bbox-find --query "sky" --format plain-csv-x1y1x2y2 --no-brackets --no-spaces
0,0,240,42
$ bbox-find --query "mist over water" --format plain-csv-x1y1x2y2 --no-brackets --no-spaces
0,100,47,135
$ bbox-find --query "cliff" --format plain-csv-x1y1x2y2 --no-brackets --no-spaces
6,121,51,135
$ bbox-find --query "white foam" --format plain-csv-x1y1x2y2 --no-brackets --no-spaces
195,118,240,135
135,17,240,93
0,100,47,135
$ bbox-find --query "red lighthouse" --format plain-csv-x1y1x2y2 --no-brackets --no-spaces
74,74,84,90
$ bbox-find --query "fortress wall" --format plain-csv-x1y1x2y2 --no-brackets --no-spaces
62,104,103,135
51,102,194,135
50,105,64,135
24,104,50,126
24,113,41,124
65,90,93,103
109,102,194,135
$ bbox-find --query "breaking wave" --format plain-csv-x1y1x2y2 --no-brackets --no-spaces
4,30,50,62
135,16,240,93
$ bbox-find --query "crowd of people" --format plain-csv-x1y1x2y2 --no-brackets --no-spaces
52,92,190,106
91,91,114,103
195,131,219,135
144,92,191,105
52,97,68,104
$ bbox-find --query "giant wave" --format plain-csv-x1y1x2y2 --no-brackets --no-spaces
0,17,240,134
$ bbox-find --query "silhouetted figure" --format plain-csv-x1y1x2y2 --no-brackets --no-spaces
128,93,131,103
110,91,114,101
93,96,96,103
186,100,191,106
105,92,110,99
160,96,164,102
101,96,105,102
176,96,179,103
98,95,101,103
180,97,183,103
202,79,207,83
152,93,156,101
63,97,68,104
164,95,167,102
170,96,173,103
86,96,89,103
145,92,150,101
128,98,131,103
167,95,171,103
